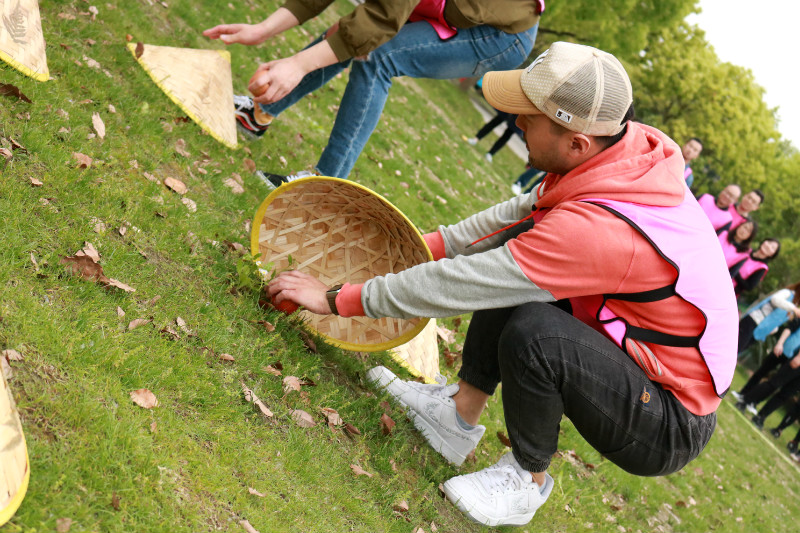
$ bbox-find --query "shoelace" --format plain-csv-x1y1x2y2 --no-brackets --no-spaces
285,170,318,183
234,95,254,110
473,465,524,495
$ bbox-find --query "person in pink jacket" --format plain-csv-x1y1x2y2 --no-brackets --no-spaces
268,42,737,527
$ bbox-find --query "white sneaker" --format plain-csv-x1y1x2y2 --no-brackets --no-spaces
746,403,758,415
466,137,478,146
730,390,742,401
511,183,522,195
443,451,553,527
254,169,319,191
484,153,493,163
366,366,485,466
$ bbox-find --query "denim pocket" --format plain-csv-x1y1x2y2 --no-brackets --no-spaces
471,27,536,77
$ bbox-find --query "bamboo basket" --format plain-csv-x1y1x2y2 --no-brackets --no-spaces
0,0,49,81
0,370,29,526
251,176,433,353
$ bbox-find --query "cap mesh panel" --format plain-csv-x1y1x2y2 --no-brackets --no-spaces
597,59,630,123
549,62,597,119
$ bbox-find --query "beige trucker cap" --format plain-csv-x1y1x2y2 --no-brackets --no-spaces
483,42,633,136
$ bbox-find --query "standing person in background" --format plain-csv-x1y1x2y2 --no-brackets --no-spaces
735,282,800,356
266,42,737,528
717,220,757,269
697,183,741,233
729,189,764,228
681,137,703,188
204,0,542,185
466,110,521,163
730,238,780,296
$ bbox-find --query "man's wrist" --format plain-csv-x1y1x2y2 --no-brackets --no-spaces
326,285,343,315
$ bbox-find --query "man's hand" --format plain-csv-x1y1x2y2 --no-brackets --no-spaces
203,23,269,46
248,57,307,103
774,343,784,356
267,270,332,315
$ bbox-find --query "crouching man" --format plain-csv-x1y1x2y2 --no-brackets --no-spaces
268,42,738,527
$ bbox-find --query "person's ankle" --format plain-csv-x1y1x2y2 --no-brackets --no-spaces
531,471,546,487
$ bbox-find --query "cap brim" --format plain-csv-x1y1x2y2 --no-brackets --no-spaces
482,70,541,115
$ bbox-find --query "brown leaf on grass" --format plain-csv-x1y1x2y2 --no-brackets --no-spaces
135,42,144,59
130,388,158,408
238,520,260,533
243,158,256,173
380,413,396,435
496,431,512,448
61,254,104,281
175,317,195,336
181,198,197,212
128,318,151,330
56,517,72,532
174,138,191,157
150,421,157,433
0,83,32,103
344,423,361,436
241,382,273,418
263,364,281,376
92,112,105,138
299,331,317,353
163,177,187,195
125,34,133,42
76,242,100,262
108,104,116,114
443,346,461,368
283,376,301,393
248,487,267,498
111,492,121,511
291,409,316,428
224,177,244,194
0,147,12,160
73,152,92,168
2,349,23,361
223,240,246,254
0,358,12,379
350,464,373,478
393,500,410,513
142,294,160,306
29,177,43,187
219,353,235,363
105,278,135,292
160,325,180,340
389,459,398,472
258,321,276,333
8,137,26,152
116,306,125,317
321,407,343,428
436,326,456,344
143,171,159,183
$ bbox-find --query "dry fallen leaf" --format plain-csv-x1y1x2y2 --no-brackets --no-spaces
128,318,151,330
497,431,512,448
321,407,343,428
130,388,158,408
248,487,267,498
29,176,43,187
92,112,105,138
0,147,12,160
380,413,396,435
393,500,410,513
223,177,244,194
73,152,93,168
239,520,260,533
263,364,281,376
299,331,317,353
135,41,144,59
344,423,361,436
150,421,157,433
175,317,195,336
105,278,136,292
56,517,72,533
0,358,12,379
243,158,256,172
108,104,116,113
181,198,197,212
163,177,187,195
219,353,235,362
241,382,273,418
116,306,126,317
259,321,276,333
291,409,316,428
283,376,301,394
0,83,32,103
174,138,191,157
350,464,373,478
436,326,456,344
2,349,22,361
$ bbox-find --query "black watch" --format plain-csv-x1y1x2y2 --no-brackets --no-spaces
326,285,343,315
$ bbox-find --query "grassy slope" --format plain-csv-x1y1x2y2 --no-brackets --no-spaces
1,1,798,532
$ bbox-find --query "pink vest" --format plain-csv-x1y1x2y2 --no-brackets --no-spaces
728,205,747,228
731,256,768,291
565,195,738,397
697,193,733,232
408,0,457,39
717,230,751,268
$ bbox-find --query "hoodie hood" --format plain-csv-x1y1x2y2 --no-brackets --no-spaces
536,122,686,209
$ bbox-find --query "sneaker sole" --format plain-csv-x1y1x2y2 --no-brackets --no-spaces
442,480,534,527
235,114,266,139
366,368,470,466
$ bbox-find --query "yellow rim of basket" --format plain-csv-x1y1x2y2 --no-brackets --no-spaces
0,446,29,527
126,43,237,150
0,50,48,82
251,176,433,353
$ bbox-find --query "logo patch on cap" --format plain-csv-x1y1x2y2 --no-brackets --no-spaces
555,109,573,124
526,49,549,72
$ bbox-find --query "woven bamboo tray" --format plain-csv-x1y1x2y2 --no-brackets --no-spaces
0,370,29,525
251,176,433,352
0,0,49,81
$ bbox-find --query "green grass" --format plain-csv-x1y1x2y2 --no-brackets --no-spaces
1,1,799,532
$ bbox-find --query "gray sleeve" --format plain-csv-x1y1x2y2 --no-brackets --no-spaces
438,187,542,257
360,244,555,319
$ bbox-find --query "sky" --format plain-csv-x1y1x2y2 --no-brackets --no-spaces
685,0,799,148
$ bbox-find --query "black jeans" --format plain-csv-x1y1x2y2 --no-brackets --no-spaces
739,353,786,397
458,302,716,476
757,375,800,418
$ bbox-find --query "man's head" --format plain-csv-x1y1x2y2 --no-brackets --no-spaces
715,184,741,209
682,138,703,163
482,42,633,175
738,189,764,215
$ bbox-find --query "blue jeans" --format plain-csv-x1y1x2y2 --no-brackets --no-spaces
458,302,716,475
261,21,538,178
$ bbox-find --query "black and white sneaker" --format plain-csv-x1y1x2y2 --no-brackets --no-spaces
234,94,271,138
255,169,319,191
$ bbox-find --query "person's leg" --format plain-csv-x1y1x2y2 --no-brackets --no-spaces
316,22,537,178
757,376,800,419
739,354,784,396
743,363,799,406
258,33,352,118
487,126,515,156
475,111,509,140
497,302,715,476
737,315,758,354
